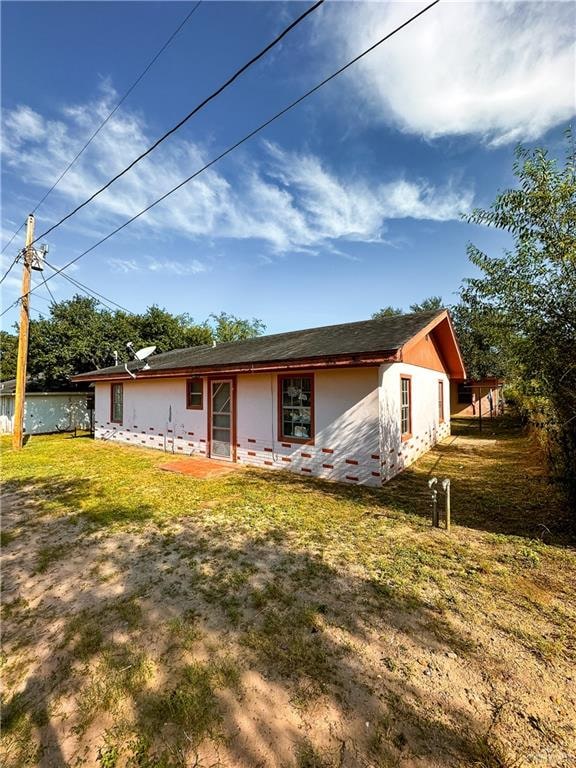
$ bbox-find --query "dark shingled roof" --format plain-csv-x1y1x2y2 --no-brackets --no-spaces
0,376,91,393
75,309,445,379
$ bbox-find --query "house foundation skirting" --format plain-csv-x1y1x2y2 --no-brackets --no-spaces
94,419,451,487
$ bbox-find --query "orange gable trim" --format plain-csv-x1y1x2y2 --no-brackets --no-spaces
400,310,466,379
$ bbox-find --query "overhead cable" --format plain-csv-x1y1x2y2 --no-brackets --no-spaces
32,0,325,245
1,0,440,318
0,1,203,256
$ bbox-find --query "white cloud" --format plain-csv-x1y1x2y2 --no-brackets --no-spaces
1,89,471,260
147,258,206,275
107,258,139,273
326,0,575,145
108,256,207,275
3,105,46,143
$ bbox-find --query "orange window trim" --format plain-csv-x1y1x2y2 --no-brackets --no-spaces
110,382,123,424
186,377,204,410
277,373,315,445
438,379,445,423
400,374,412,442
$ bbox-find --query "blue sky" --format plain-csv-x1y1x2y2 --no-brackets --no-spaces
1,1,574,334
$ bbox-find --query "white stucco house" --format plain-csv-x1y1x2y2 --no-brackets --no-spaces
73,309,466,487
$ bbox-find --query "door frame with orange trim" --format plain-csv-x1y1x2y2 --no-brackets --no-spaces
207,375,237,461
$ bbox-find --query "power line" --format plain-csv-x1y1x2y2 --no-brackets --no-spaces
1,0,440,319
32,2,204,217
1,2,202,257
40,271,57,305
32,0,325,245
0,227,26,259
0,253,21,285
44,259,133,314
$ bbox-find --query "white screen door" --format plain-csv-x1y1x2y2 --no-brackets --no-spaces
210,380,233,460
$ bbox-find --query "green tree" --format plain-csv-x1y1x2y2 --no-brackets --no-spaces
449,301,508,380
136,306,211,352
0,330,18,381
409,296,443,312
21,296,266,387
372,297,443,320
461,132,576,500
371,305,403,319
206,312,266,343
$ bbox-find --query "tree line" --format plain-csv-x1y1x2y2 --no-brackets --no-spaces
0,304,264,388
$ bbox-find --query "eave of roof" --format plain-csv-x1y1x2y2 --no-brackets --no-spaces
71,309,463,383
72,349,401,382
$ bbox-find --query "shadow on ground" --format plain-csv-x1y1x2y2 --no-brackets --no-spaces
1,418,573,767
2,487,510,767
243,416,572,542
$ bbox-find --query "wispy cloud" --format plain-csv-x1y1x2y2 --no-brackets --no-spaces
324,1,575,146
1,88,472,260
107,258,140,274
108,256,207,275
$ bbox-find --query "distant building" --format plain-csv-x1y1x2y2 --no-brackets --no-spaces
450,377,504,419
0,377,92,435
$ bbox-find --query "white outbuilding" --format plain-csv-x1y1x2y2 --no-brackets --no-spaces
0,378,92,435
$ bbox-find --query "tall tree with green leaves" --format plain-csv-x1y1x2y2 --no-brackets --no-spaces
460,131,576,500
409,296,443,313
10,296,265,387
0,330,18,381
372,297,443,319
206,312,266,343
371,305,404,319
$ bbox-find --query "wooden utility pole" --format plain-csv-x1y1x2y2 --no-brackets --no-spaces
12,214,35,450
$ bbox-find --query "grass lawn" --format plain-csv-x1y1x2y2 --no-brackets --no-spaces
1,419,575,768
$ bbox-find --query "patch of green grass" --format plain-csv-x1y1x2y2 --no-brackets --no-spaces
0,529,16,547
35,543,71,573
97,742,120,768
198,561,257,625
139,658,241,749
1,423,575,766
75,646,154,734
0,691,44,767
165,610,202,650
1,596,29,622
295,740,335,768
499,622,566,662
243,602,340,701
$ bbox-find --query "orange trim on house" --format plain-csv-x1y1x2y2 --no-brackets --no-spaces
110,382,123,424
206,375,237,462
400,374,412,442
400,311,466,379
277,373,315,446
72,351,400,383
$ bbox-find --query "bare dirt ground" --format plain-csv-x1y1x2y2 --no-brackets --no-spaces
1,420,575,767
